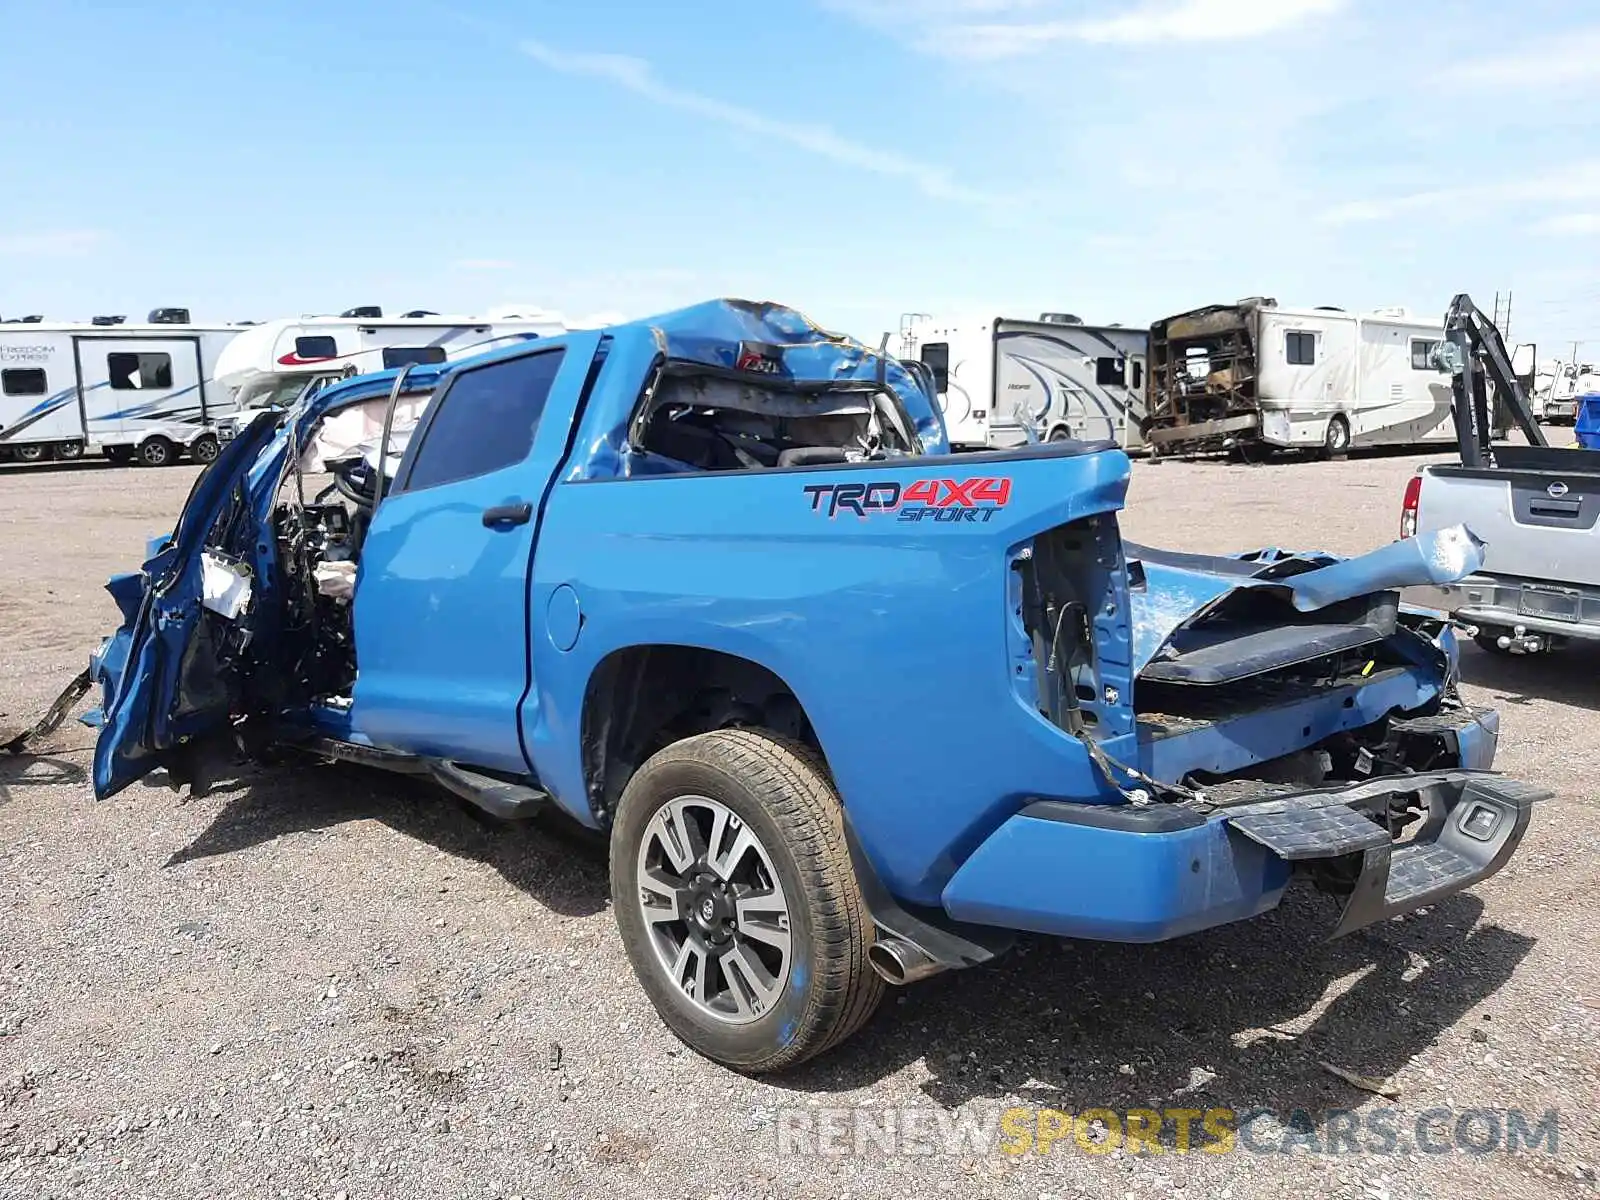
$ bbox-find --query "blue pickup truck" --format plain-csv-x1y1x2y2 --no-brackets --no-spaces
85,299,1546,1072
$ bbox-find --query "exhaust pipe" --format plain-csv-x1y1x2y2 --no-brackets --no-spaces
867,937,947,986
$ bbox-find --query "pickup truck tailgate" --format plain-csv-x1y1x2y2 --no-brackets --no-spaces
1418,463,1600,587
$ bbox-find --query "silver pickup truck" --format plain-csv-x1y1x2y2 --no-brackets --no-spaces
1405,297,1599,656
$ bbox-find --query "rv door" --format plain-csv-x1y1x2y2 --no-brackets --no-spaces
77,337,207,445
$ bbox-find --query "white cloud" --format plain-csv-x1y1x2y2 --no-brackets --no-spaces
1537,212,1600,236
452,258,516,271
1441,27,1600,89
1319,162,1600,225
839,0,1348,58
0,230,106,257
517,39,1002,205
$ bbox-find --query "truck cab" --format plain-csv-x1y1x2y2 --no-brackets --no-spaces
84,299,1546,1072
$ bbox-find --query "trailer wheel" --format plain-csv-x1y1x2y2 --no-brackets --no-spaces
610,729,883,1073
14,444,46,463
1047,426,1074,443
136,436,176,467
188,434,219,465
1321,415,1351,460
54,441,84,461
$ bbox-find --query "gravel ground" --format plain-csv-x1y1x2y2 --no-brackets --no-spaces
1,444,1597,1200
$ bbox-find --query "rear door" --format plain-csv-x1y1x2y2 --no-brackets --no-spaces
77,336,206,442
350,333,603,773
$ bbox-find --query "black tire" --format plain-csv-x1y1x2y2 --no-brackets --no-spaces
54,441,84,461
137,436,175,467
14,444,46,463
1321,415,1351,459
104,446,135,465
1046,426,1073,443
188,434,219,465
610,729,883,1073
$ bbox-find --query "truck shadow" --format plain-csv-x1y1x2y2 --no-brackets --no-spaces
1460,642,1600,713
163,760,609,918
0,752,89,803
784,891,1532,1116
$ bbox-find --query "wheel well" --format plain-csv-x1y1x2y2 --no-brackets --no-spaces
580,646,817,825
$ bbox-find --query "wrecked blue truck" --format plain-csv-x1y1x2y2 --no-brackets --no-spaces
85,300,1547,1072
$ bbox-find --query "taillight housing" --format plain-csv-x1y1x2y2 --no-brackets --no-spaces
1400,474,1422,539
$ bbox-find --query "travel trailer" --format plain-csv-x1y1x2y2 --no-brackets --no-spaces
1145,299,1458,457
0,311,244,465
211,307,570,442
898,314,1147,450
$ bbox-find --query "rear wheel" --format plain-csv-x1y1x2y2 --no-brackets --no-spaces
1321,415,1351,460
14,444,46,463
1047,426,1074,443
137,436,175,467
610,729,883,1073
54,441,84,461
188,434,219,465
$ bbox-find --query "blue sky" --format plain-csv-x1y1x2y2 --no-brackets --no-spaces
1,0,1597,357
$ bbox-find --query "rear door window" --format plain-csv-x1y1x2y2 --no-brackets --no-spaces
401,350,566,492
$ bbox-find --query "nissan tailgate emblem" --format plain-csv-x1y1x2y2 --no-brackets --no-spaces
1548,481,1570,498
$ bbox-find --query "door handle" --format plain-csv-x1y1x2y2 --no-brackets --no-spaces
482,502,533,528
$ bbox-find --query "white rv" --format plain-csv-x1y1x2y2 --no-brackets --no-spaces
211,307,570,442
1535,359,1597,424
1146,299,1456,457
0,312,244,465
898,314,1148,451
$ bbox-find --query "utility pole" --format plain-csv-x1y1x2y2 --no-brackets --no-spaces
1491,290,1514,339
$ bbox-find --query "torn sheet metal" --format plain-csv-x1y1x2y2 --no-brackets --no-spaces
1126,525,1485,672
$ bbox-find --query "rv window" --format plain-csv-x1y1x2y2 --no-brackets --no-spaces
1130,361,1144,390
1410,339,1439,370
382,345,448,369
107,352,173,390
1285,331,1316,366
1,367,47,396
400,349,566,493
1095,356,1126,386
919,343,950,392
294,335,339,360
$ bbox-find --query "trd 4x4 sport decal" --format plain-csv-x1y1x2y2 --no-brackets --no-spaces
803,477,1013,522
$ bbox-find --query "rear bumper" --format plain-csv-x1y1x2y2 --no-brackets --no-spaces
940,715,1543,943
1418,574,1600,642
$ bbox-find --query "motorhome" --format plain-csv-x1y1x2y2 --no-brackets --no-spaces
1535,359,1597,424
211,307,570,442
0,311,244,465
898,314,1147,451
1145,299,1457,457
